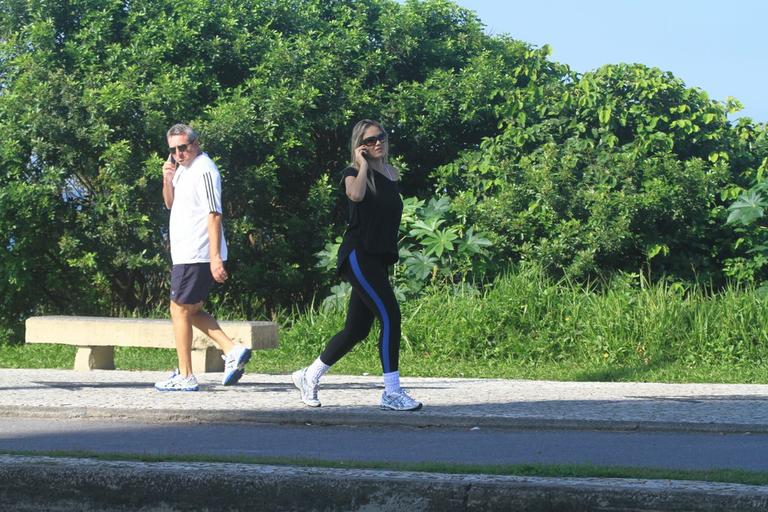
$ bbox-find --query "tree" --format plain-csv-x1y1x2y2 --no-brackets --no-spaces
0,0,534,339
434,63,766,282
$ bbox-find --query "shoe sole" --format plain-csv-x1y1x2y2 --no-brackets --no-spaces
222,349,252,386
155,386,199,392
291,370,321,407
380,402,423,411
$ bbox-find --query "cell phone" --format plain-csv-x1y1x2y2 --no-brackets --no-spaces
169,154,177,166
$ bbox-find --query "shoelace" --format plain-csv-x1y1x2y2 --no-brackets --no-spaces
391,390,418,406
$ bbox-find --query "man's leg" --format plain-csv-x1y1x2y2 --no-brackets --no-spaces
170,300,202,377
191,309,252,385
190,310,235,354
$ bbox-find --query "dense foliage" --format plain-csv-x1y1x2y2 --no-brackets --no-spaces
1,0,767,343
436,64,767,282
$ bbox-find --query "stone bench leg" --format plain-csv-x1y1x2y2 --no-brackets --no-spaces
74,346,115,371
191,346,224,374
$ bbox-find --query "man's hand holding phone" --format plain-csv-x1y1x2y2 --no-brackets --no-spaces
163,154,178,183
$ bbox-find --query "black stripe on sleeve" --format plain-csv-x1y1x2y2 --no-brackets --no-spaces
203,173,217,213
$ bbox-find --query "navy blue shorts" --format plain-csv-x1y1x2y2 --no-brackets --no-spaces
170,263,213,305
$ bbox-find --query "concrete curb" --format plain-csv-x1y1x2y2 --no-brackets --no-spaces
2,455,767,512
1,404,766,434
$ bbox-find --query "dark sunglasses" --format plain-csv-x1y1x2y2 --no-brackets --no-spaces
168,142,195,154
361,132,387,146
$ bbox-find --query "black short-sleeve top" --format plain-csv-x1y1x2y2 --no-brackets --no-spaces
336,166,403,271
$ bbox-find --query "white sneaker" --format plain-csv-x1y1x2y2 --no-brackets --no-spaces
380,388,422,411
291,368,320,407
222,345,252,386
155,370,199,391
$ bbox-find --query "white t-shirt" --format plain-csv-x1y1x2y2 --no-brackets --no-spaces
169,152,228,264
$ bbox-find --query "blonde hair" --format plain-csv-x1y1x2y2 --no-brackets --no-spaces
349,119,398,194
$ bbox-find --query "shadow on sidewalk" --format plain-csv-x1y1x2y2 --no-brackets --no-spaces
4,379,451,393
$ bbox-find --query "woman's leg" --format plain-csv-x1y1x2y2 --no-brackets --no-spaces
344,251,420,410
294,250,417,409
293,257,376,407
344,249,401,374
319,287,376,366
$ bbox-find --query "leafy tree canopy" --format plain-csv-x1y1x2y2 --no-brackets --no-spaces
0,0,555,338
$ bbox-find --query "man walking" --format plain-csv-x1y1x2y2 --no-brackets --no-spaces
155,123,251,391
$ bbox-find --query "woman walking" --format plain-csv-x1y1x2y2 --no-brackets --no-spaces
292,119,422,411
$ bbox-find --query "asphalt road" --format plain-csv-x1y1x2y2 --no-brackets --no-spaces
2,417,767,471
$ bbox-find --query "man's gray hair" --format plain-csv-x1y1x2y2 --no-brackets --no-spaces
167,123,199,142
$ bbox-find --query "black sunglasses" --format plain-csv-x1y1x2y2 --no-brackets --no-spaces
168,141,195,154
361,132,387,146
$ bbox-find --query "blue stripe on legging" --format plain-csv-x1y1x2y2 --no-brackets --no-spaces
349,250,391,373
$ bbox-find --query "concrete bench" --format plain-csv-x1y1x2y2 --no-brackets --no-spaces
25,316,278,373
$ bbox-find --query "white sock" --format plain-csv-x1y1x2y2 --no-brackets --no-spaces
383,371,401,394
306,357,330,384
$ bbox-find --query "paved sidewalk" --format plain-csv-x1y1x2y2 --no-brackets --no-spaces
2,368,768,432
4,368,768,511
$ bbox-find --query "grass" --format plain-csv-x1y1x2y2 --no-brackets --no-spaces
3,265,768,383
5,450,768,486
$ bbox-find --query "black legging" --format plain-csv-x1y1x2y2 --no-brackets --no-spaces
320,249,400,373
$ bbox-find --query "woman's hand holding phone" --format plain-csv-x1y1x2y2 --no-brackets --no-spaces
354,145,369,170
